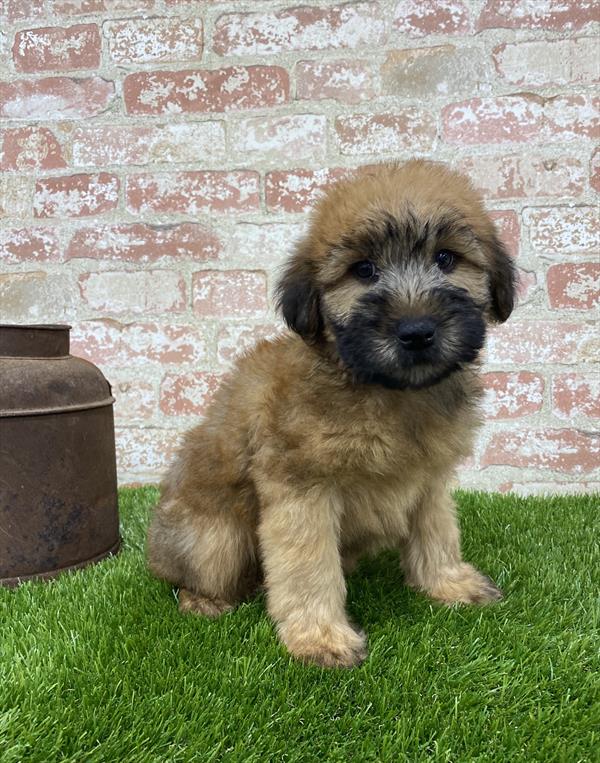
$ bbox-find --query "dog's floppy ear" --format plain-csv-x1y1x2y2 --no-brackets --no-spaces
483,230,517,323
275,241,323,341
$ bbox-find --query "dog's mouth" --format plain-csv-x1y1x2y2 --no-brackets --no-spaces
328,288,487,390
336,334,484,390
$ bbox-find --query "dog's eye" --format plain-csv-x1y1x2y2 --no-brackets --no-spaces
435,250,456,273
351,260,378,280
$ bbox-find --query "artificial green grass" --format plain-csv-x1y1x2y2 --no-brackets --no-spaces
1,489,598,763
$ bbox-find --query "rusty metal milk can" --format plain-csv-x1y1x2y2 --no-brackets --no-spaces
0,324,120,586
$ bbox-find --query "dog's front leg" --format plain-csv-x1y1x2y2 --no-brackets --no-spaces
258,484,367,667
402,481,503,605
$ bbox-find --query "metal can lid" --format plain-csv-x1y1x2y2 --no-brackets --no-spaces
0,324,71,358
0,325,114,417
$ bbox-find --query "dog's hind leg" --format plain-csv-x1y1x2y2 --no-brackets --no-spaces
148,492,259,618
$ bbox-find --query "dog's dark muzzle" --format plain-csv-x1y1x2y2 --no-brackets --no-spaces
329,284,488,389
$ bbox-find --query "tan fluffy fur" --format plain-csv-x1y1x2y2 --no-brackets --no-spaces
148,160,514,668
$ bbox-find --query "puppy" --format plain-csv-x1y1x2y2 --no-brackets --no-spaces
148,160,516,667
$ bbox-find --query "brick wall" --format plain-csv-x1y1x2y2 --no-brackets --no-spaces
1,0,598,494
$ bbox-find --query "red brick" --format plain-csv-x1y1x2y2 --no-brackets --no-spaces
482,429,600,474
0,176,32,218
335,111,436,154
217,322,281,365
265,167,353,213
105,17,202,64
4,0,154,16
493,38,600,87
213,3,385,56
489,210,520,258
126,171,259,215
552,374,600,421
546,263,600,310
0,76,115,119
442,96,544,145
381,45,489,98
0,127,66,171
192,270,268,318
69,319,122,367
0,227,61,263
591,147,600,193
13,24,100,72
296,60,376,104
516,268,537,303
486,321,597,365
70,320,208,367
115,427,180,480
544,95,599,141
392,0,470,36
120,323,207,366
478,0,599,31
72,123,225,167
67,223,221,263
228,222,307,268
34,172,119,218
78,270,187,315
0,271,74,322
482,371,544,419
459,155,585,200
525,207,599,253
56,0,154,12
6,0,154,18
230,114,327,163
51,0,105,12
442,93,600,145
160,372,222,416
123,66,289,116
3,0,45,21
112,378,156,420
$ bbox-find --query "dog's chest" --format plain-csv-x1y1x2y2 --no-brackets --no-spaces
304,392,474,478
339,474,421,548
331,398,475,548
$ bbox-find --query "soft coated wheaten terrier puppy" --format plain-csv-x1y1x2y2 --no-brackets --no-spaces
148,160,516,667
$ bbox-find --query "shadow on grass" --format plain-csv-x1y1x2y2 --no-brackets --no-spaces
345,551,418,630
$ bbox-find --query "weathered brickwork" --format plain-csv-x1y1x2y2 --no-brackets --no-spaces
0,1,598,493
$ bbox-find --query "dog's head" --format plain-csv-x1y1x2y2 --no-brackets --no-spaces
276,160,517,389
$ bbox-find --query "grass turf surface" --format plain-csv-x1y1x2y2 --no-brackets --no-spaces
1,488,598,763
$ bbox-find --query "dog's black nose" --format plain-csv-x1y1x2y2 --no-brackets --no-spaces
397,318,437,350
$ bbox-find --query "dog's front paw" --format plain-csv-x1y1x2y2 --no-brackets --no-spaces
280,620,368,668
426,563,503,605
